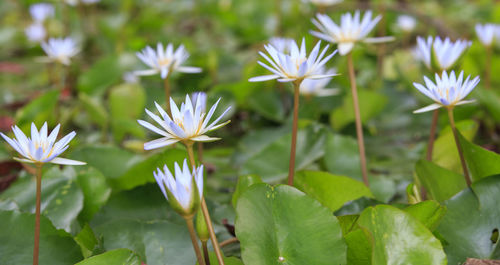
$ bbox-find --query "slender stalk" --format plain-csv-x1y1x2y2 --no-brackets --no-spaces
186,143,225,265
426,109,439,161
288,80,302,186
33,164,43,265
447,108,472,187
197,142,204,163
219,237,239,247
347,53,369,186
202,241,211,265
185,217,206,265
164,76,171,116
485,45,492,90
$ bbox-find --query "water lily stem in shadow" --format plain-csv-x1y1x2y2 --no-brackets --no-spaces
288,79,303,186
185,217,206,265
347,53,369,187
33,164,43,265
186,143,225,265
447,108,471,187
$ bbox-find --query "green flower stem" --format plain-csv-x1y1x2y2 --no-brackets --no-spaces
186,143,225,265
288,79,303,186
202,240,211,265
347,52,369,187
447,108,472,187
33,164,43,265
426,109,439,161
184,217,206,265
164,75,171,116
197,142,204,163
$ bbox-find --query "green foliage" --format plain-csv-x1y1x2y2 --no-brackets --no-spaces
235,184,347,265
240,125,327,182
77,55,122,96
357,205,447,265
75,249,141,265
232,174,263,208
437,175,500,264
330,90,388,130
0,210,83,265
15,90,59,131
0,167,83,232
415,159,467,202
294,170,373,212
458,132,500,182
109,83,146,142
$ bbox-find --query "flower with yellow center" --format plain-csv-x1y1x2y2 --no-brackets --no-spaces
0,122,85,165
413,71,479,113
310,10,394,55
138,94,231,150
135,43,202,79
249,38,338,83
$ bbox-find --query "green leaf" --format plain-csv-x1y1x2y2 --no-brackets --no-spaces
74,224,99,258
358,205,447,265
240,125,327,182
91,185,195,265
294,171,373,212
15,90,59,131
76,167,112,223
77,55,122,95
196,252,244,265
432,119,478,173
235,184,347,265
70,145,140,181
415,159,467,202
323,133,362,181
458,131,500,182
75,249,141,265
0,210,83,265
475,89,500,122
0,167,83,233
330,90,388,130
232,174,263,208
437,175,500,264
247,89,285,122
345,229,371,265
79,93,109,128
404,201,446,231
114,147,186,191
109,83,146,142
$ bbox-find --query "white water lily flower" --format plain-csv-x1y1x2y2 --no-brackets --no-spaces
154,159,203,216
0,122,85,165
397,15,417,32
415,36,471,71
249,38,338,82
29,3,54,23
269,37,295,53
135,43,202,79
191,92,207,113
25,23,46,43
300,68,339,97
475,23,496,46
138,95,231,150
311,11,394,55
40,37,80,65
413,71,479,113
306,0,343,6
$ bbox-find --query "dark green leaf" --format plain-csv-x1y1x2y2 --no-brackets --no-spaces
75,249,141,265
77,55,122,95
358,205,447,265
323,133,362,181
404,201,446,231
76,167,112,223
437,175,500,264
458,131,500,182
294,171,373,212
415,159,467,202
0,210,83,265
0,167,83,232
15,90,59,131
231,174,263,208
235,184,347,265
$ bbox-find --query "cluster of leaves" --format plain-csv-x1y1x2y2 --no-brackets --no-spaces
1,0,500,264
